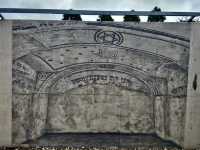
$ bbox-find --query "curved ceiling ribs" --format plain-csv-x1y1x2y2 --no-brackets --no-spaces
36,62,163,96
13,22,189,60
13,22,189,97
85,22,189,42
29,44,178,71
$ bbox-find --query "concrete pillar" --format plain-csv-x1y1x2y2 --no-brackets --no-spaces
184,23,200,149
0,21,12,145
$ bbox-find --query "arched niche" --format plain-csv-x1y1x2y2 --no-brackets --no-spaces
32,63,167,136
46,84,154,134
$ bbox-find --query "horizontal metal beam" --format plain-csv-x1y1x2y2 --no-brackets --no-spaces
1,8,200,16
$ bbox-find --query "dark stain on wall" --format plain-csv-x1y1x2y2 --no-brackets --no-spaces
193,74,198,91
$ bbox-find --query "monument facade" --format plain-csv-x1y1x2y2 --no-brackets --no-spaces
0,20,200,149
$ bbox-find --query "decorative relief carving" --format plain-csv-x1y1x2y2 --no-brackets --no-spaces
13,61,36,80
171,86,187,96
37,72,53,81
94,30,124,45
12,21,190,146
97,46,118,59
71,74,132,89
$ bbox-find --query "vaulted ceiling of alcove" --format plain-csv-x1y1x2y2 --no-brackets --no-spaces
13,21,189,76
13,21,189,97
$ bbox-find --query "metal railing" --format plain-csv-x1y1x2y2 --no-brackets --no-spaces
0,8,200,16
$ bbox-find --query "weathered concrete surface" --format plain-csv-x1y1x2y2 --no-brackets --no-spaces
46,85,154,133
184,23,200,149
0,21,12,145
10,21,192,147
12,61,37,143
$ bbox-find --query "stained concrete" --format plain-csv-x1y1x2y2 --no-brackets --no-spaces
0,21,12,145
184,23,200,149
0,20,199,148
11,21,190,147
46,85,154,133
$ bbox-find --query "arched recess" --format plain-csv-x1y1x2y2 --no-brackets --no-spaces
30,62,167,139
36,62,165,94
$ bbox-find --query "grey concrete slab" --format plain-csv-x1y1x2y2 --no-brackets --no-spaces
184,23,200,149
0,21,12,145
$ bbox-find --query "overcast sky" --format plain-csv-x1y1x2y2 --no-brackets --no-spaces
0,0,200,21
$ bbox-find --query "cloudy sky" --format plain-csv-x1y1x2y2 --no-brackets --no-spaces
0,0,200,21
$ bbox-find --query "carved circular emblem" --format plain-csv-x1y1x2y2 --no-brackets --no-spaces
37,72,52,81
95,30,124,45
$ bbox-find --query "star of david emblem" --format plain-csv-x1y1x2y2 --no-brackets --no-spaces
95,30,124,45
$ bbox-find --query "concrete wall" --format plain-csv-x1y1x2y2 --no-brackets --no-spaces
11,21,190,146
12,61,36,143
184,23,200,149
0,21,12,145
47,85,154,133
1,20,200,148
